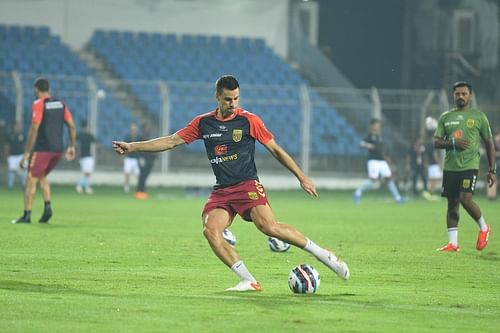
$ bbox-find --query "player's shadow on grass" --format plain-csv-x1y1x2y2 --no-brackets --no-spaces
475,251,500,262
0,280,111,297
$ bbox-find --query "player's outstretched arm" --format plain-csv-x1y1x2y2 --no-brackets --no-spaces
264,139,318,197
112,133,185,155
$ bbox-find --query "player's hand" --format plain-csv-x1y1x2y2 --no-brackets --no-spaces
19,154,29,169
112,141,131,155
454,139,470,150
487,172,496,187
300,176,318,197
65,146,76,161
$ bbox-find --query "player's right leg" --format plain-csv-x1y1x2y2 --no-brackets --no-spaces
250,204,350,280
202,208,261,292
38,177,53,223
437,197,460,251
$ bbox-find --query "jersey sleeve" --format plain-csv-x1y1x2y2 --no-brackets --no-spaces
175,115,202,144
31,100,44,124
246,113,273,144
64,105,73,122
479,113,493,140
434,114,446,139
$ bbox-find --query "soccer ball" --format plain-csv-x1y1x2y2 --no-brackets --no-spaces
288,264,321,294
222,229,236,246
268,237,291,252
425,116,438,131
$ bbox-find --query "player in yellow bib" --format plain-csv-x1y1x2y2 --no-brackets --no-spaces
434,81,496,252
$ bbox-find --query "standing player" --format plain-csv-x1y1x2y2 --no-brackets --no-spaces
76,120,96,194
112,75,349,291
11,78,76,224
5,122,26,190
353,118,406,204
123,123,140,193
434,81,496,252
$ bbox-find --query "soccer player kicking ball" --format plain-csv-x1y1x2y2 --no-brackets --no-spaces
434,81,496,252
113,75,349,291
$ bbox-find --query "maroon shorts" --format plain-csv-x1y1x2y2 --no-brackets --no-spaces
29,151,63,178
202,179,270,222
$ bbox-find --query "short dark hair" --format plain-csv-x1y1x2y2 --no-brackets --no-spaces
452,81,472,93
215,75,239,94
370,118,380,125
34,77,50,92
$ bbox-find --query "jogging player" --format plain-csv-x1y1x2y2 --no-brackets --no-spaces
434,81,496,252
112,75,350,291
11,78,76,223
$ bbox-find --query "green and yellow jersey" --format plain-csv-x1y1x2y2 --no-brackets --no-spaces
434,107,492,171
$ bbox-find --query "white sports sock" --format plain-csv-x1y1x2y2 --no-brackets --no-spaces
448,227,458,246
303,238,336,262
230,260,256,282
476,216,488,232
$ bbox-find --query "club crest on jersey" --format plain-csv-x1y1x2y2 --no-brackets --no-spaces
463,179,471,189
232,129,243,142
466,119,475,128
248,192,259,200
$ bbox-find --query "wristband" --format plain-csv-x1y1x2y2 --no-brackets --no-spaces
488,169,496,174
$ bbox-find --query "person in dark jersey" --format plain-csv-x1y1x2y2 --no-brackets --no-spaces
434,81,496,252
112,75,350,291
11,78,76,224
5,122,26,189
135,123,157,200
353,118,406,204
76,120,97,194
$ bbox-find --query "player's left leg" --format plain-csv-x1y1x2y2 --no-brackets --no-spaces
11,173,38,223
460,192,490,250
250,204,350,280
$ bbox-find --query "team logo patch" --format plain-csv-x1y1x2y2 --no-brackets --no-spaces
466,119,475,128
463,179,471,189
232,129,243,142
453,130,463,139
248,192,259,200
214,144,228,156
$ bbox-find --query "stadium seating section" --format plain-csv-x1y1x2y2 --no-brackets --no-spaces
0,24,363,156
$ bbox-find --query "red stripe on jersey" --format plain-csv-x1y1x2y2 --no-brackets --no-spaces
239,110,273,145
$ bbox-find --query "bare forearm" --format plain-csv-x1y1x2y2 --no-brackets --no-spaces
68,125,76,147
270,147,305,181
24,127,38,155
130,135,178,152
485,140,496,171
433,137,452,150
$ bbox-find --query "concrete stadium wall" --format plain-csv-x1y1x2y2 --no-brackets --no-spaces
0,0,289,57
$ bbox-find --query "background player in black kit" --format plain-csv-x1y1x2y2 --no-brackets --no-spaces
76,120,96,194
5,122,26,189
353,118,406,204
112,75,350,291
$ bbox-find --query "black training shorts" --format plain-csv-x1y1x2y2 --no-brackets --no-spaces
441,169,478,198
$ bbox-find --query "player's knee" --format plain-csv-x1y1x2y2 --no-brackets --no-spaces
202,223,221,241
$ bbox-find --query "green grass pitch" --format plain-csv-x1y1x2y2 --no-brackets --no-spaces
1,186,499,332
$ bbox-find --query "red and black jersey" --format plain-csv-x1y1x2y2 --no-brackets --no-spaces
32,96,73,152
177,108,273,189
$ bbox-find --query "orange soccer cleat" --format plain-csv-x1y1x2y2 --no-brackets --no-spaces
436,243,460,252
476,224,490,251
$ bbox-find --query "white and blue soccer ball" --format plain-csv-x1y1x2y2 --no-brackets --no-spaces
268,237,291,252
288,264,321,294
222,229,236,246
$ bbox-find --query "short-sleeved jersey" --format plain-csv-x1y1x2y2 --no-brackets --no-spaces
362,133,385,161
434,107,492,171
176,107,273,189
32,96,72,152
77,131,96,158
7,131,24,155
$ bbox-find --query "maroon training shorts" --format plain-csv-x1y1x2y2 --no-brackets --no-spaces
202,179,270,222
29,151,63,178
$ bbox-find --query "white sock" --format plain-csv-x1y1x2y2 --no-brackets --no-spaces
476,216,488,232
303,238,336,262
448,227,458,246
230,260,256,282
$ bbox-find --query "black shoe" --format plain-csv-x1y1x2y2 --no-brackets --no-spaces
11,216,31,224
38,209,53,223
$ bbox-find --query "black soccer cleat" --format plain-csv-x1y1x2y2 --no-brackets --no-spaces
11,216,31,224
38,209,53,223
